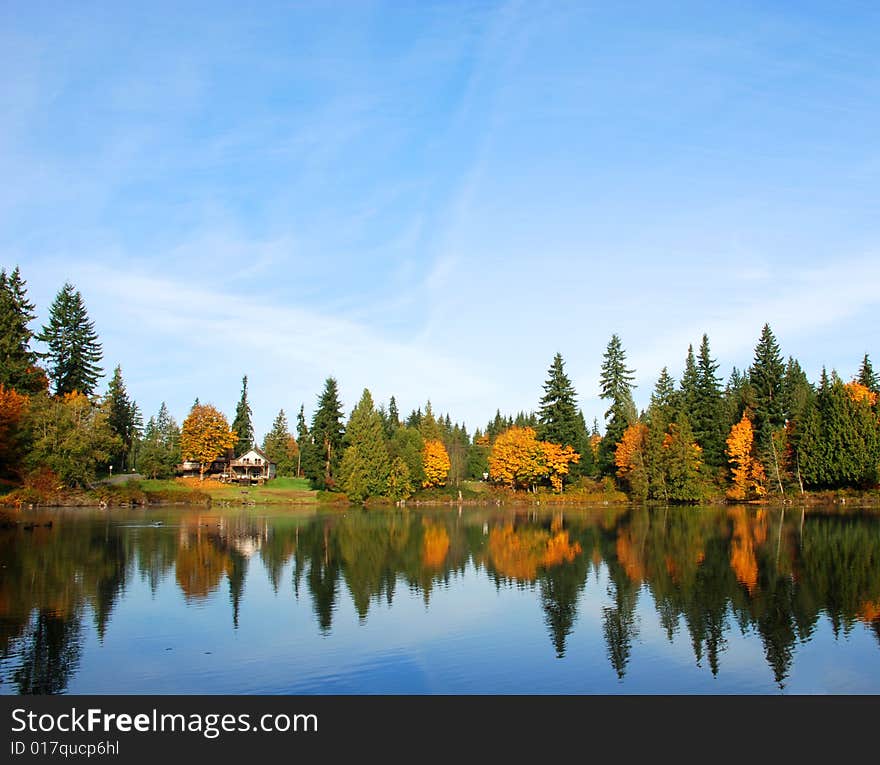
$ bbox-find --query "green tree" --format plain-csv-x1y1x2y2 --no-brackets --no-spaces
136,403,180,479
598,334,637,474
263,409,297,477
386,456,413,501
693,334,725,468
679,344,698,421
307,377,345,490
105,365,141,472
36,282,103,396
858,354,878,394
537,352,581,449
389,426,425,491
231,375,254,456
295,404,308,477
750,323,786,436
0,266,45,394
339,389,391,502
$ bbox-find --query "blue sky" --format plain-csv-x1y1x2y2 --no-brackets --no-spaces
3,1,879,439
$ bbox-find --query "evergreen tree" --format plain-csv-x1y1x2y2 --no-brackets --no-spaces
0,266,44,394
36,282,103,396
750,323,786,436
858,354,878,393
307,377,345,490
231,375,254,456
389,426,425,490
339,389,391,502
295,404,309,477
537,352,581,448
105,365,140,471
651,367,677,412
388,396,400,429
679,344,698,420
598,334,637,474
263,409,296,477
136,403,181,479
419,401,442,441
693,334,725,468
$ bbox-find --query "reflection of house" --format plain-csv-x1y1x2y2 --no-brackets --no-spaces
177,448,276,484
229,448,277,484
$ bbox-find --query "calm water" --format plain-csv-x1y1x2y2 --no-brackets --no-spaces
1,503,879,694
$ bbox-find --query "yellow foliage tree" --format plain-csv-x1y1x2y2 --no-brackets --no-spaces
180,404,236,480
488,426,578,492
725,414,767,500
422,438,451,487
845,381,878,407
614,422,648,488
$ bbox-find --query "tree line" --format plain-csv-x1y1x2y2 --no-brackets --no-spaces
1,265,878,501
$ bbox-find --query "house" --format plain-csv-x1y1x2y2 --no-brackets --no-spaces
176,447,276,484
229,447,277,484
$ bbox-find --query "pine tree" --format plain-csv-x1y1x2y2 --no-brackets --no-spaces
419,401,442,441
388,396,400,428
858,354,878,394
339,389,390,502
263,409,296,477
598,334,637,474
231,375,254,456
105,365,140,471
0,266,44,394
308,377,345,490
537,352,581,448
693,334,725,468
36,282,103,396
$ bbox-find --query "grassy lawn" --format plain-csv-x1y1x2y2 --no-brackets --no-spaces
135,476,317,504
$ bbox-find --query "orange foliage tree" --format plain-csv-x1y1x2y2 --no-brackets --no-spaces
422,438,451,487
725,414,767,500
0,384,29,477
488,426,578,492
614,422,648,498
180,404,236,480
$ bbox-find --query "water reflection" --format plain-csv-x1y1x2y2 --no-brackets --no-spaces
1,505,879,694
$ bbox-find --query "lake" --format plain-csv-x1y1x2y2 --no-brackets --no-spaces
1,503,878,694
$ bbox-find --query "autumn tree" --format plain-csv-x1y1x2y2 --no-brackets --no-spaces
0,266,45,394
615,422,649,500
26,392,121,486
725,414,766,500
0,384,29,478
180,404,236,480
489,426,578,492
36,282,103,396
231,375,254,456
598,334,637,475
339,389,391,502
422,438,451,488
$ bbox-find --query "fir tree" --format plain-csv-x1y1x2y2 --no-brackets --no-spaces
858,354,878,394
598,334,637,474
308,377,345,490
105,365,140,471
231,375,254,456
388,396,400,429
339,389,391,502
693,334,725,468
679,344,698,420
136,403,180,479
263,409,296,477
0,266,44,394
295,404,309,477
36,282,103,396
750,323,786,436
537,352,581,448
